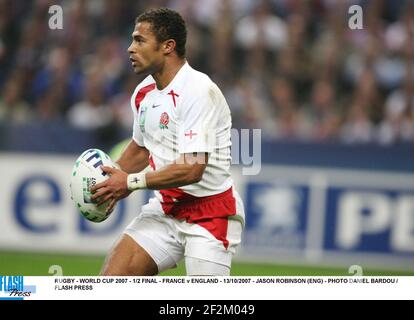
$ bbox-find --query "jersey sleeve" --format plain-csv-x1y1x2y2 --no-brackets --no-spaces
178,84,221,154
132,117,145,147
131,89,145,147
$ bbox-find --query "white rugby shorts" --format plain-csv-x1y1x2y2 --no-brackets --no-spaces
124,189,245,273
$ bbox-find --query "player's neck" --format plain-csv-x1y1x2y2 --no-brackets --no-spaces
152,58,186,90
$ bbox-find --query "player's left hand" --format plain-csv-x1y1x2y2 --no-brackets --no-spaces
90,166,131,211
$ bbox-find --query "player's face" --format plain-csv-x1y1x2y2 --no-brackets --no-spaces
128,22,164,75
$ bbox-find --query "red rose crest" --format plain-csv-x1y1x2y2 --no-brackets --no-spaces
159,112,169,129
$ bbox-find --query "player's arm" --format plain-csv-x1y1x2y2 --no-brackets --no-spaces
115,139,149,174
145,152,208,189
91,152,207,201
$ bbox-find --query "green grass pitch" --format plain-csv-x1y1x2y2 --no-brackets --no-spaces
0,251,412,276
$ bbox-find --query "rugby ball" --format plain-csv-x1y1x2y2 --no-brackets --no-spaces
70,149,117,222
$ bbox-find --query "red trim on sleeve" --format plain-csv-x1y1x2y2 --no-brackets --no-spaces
135,83,156,111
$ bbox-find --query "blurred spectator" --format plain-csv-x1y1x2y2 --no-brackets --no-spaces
31,46,82,111
302,80,342,141
268,77,305,139
377,69,414,144
235,0,287,52
225,76,272,130
67,72,113,129
341,102,375,144
384,2,414,53
0,77,33,123
110,74,143,131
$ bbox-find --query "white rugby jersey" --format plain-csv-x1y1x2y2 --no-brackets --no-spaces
130,62,233,198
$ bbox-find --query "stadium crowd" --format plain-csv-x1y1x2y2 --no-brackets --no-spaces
0,0,413,145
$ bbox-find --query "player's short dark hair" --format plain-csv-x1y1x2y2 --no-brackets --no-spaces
136,8,187,58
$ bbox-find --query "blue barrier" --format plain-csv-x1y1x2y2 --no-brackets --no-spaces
1,124,413,173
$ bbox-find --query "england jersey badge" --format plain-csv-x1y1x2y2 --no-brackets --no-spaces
159,112,170,130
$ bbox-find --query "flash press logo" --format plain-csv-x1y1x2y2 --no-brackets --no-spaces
0,276,35,300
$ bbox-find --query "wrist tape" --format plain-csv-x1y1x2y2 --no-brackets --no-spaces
127,172,147,190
